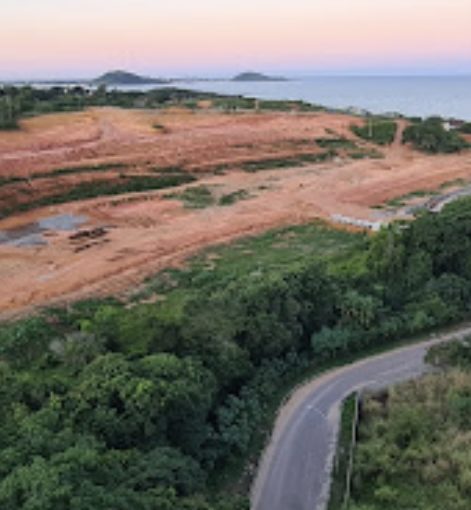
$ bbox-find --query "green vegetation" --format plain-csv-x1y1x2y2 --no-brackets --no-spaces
402,117,469,153
316,137,357,150
5,197,471,507
138,222,361,301
458,122,471,134
0,175,26,187
328,395,357,510
0,85,328,128
0,163,129,192
0,94,20,129
152,123,169,133
0,173,195,219
348,340,471,510
167,185,216,209
212,96,256,111
347,149,383,160
258,99,322,112
426,336,471,369
93,70,167,86
0,86,234,125
379,178,471,209
219,189,250,206
350,119,397,145
241,150,336,172
209,97,322,113
385,189,436,208
40,162,128,178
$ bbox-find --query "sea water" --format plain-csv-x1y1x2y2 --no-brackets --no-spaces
119,76,471,120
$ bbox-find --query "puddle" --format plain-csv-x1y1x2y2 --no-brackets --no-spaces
0,214,87,247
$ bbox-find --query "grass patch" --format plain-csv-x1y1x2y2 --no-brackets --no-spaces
213,97,257,111
241,151,336,172
219,189,250,206
38,162,128,179
167,185,216,209
0,173,195,219
383,179,471,209
212,164,230,175
211,97,323,113
348,149,383,160
385,189,435,208
316,137,357,150
259,99,323,112
0,163,129,191
150,166,186,174
137,221,364,302
152,123,170,133
351,120,397,145
0,176,27,187
439,178,468,190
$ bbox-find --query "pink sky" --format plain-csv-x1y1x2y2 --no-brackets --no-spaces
2,0,471,78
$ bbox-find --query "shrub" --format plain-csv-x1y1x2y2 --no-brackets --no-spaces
458,122,471,134
351,120,397,145
402,117,469,153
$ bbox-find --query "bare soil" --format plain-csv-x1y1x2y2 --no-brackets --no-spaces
1,108,470,317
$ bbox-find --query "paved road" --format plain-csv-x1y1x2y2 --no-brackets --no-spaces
251,326,471,510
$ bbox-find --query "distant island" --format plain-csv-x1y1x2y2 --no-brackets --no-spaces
93,70,169,86
232,72,287,82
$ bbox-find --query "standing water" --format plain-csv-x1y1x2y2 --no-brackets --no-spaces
0,214,87,247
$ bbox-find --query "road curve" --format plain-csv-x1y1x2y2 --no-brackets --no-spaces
251,325,471,510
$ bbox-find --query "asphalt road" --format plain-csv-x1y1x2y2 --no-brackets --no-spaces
251,326,471,510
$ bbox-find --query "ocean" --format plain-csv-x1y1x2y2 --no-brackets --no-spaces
119,76,471,120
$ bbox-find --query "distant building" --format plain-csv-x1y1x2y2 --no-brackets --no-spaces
383,112,402,119
443,118,465,131
346,106,370,117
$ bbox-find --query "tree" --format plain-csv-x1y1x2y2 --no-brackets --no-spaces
402,117,468,153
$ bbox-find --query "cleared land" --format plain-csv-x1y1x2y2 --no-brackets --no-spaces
1,107,470,315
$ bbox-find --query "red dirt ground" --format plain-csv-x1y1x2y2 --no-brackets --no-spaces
1,108,470,317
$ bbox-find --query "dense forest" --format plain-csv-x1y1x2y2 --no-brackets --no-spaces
3,198,471,508
349,339,471,510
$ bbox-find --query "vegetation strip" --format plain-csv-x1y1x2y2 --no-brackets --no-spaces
0,85,325,131
0,173,195,219
0,163,129,191
241,150,336,172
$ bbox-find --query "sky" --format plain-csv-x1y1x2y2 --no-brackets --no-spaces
2,0,471,79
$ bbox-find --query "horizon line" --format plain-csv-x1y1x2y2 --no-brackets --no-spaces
2,72,471,84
